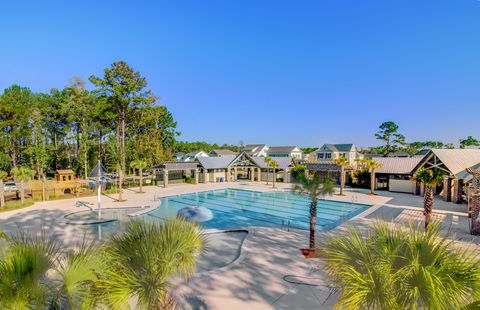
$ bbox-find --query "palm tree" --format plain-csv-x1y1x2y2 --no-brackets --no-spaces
320,222,480,309
359,158,383,195
11,166,35,205
334,156,350,196
269,159,279,188
263,156,272,185
96,219,205,309
130,159,148,193
0,171,7,207
414,168,445,228
293,176,334,250
54,240,103,309
0,231,102,309
0,231,59,308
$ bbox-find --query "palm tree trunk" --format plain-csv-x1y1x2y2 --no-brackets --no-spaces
470,193,480,235
340,166,345,195
424,186,434,228
139,168,143,193
0,180,5,207
370,170,376,194
309,200,318,249
266,168,269,185
272,168,275,188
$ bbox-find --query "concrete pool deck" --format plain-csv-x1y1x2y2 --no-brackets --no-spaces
0,182,477,309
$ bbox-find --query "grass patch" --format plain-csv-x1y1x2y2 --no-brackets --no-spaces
0,198,35,213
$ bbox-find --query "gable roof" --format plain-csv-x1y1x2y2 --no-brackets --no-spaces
252,157,293,169
414,149,480,180
210,149,236,156
244,144,267,151
373,157,423,174
198,155,236,169
320,144,355,152
268,146,301,153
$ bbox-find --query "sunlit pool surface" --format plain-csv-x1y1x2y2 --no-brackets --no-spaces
70,188,369,237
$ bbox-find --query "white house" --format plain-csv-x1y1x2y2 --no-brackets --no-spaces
267,146,303,159
244,144,269,157
177,150,209,162
315,144,360,165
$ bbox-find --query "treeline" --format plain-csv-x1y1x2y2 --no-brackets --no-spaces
0,61,178,181
367,121,479,155
174,141,239,154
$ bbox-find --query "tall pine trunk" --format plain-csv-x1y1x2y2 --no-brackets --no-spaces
118,111,125,201
424,186,434,228
309,199,318,249
20,180,25,205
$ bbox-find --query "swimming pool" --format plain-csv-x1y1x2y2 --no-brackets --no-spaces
146,188,369,231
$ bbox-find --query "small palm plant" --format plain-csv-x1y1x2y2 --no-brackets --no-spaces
96,218,205,309
0,231,59,308
293,175,334,250
263,156,272,185
269,159,279,188
130,159,148,193
414,168,445,228
359,158,382,195
11,166,35,205
0,171,7,207
320,222,480,309
334,156,350,196
0,231,102,309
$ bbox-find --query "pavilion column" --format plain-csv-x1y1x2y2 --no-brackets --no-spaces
234,167,238,181
414,181,421,195
284,170,289,183
250,168,254,181
194,169,199,184
257,168,261,181
305,169,310,179
163,170,169,188
203,169,209,183
442,176,452,202
453,179,464,204
226,168,231,182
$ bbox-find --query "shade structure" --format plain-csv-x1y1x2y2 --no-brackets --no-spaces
177,206,213,223
89,161,108,178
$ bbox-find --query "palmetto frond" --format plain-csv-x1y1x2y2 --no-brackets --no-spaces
292,175,334,200
320,221,480,309
0,230,59,309
96,218,205,309
414,168,446,187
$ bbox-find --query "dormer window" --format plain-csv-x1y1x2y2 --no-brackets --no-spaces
325,153,332,159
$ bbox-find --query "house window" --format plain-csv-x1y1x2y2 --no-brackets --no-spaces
325,153,332,159
317,153,324,159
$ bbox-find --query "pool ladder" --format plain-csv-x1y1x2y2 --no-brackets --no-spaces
281,219,291,232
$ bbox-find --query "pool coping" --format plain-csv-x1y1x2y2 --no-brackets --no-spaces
63,205,159,225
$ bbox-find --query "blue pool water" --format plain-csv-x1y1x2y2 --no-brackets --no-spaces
146,188,369,231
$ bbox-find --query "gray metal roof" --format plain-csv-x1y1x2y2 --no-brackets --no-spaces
210,149,236,156
429,149,480,179
197,155,236,169
244,144,266,151
321,144,355,152
373,157,423,174
252,157,293,169
267,146,300,153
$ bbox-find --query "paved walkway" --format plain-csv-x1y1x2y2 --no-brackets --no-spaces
0,182,476,309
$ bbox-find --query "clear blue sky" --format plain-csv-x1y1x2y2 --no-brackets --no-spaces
1,0,479,148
